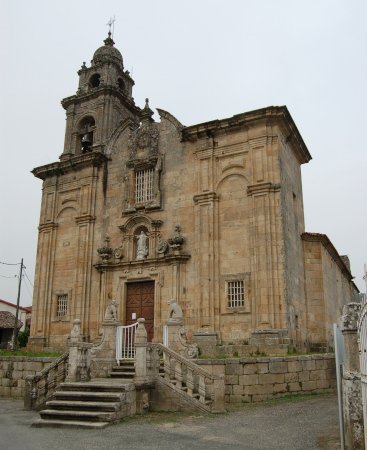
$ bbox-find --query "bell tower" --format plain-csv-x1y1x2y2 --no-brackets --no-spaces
60,32,140,159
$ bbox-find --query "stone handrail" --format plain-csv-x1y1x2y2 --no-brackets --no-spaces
24,352,69,410
148,342,224,412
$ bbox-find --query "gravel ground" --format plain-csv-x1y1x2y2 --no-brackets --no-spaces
0,394,340,450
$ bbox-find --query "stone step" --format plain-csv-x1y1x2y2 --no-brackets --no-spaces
46,400,120,412
110,371,135,378
112,366,135,372
32,419,109,429
58,382,128,392
40,409,115,422
54,391,123,402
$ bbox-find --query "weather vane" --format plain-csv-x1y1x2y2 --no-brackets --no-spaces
106,16,116,38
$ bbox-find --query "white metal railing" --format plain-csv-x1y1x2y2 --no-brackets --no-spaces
116,322,139,364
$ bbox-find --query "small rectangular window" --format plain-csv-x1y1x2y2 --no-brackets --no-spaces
227,280,245,308
135,169,154,203
57,294,68,317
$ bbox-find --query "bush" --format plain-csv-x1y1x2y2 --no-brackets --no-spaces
17,327,30,348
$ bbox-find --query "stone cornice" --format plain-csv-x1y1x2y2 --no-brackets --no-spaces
94,253,191,272
193,192,219,204
247,182,281,196
61,86,140,116
32,152,107,180
75,215,96,225
182,106,311,165
302,232,358,288
38,222,58,232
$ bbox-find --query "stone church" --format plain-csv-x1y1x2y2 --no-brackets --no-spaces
28,34,359,355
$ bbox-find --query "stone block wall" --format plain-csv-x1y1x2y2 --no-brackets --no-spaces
0,357,56,399
197,354,336,403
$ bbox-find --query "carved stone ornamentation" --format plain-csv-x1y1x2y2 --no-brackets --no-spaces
97,235,113,262
127,99,159,161
114,246,124,260
157,237,169,255
178,328,199,359
168,225,185,249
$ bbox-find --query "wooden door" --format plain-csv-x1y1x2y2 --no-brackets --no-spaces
126,281,155,341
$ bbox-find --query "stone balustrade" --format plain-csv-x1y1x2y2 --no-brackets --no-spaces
24,352,69,410
147,342,225,412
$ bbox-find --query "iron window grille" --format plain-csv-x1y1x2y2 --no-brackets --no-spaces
56,294,68,317
227,280,245,308
135,169,154,203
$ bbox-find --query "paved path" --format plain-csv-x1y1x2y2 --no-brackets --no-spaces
0,394,340,450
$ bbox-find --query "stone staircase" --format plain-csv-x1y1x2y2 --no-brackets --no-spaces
110,360,135,379
32,379,136,429
110,359,165,380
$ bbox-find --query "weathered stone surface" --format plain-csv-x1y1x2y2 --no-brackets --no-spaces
273,383,287,393
288,361,302,372
309,370,326,381
225,364,243,375
298,371,310,382
225,375,239,385
258,373,285,385
284,372,298,383
302,359,316,371
269,361,288,374
288,382,301,392
301,381,317,391
242,364,258,375
0,357,57,400
239,374,259,386
28,37,358,356
257,363,269,374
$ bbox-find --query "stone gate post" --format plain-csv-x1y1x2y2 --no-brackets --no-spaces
341,302,364,450
134,318,148,383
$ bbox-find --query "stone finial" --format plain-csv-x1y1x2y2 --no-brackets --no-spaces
104,31,115,47
341,302,361,332
97,235,113,262
140,98,154,122
168,225,184,249
135,318,147,344
70,319,82,343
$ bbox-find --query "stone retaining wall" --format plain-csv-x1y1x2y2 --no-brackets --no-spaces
0,357,57,399
197,353,336,403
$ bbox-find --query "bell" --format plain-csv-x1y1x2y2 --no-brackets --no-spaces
81,133,92,152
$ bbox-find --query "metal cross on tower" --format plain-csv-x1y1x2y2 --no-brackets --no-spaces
106,16,116,38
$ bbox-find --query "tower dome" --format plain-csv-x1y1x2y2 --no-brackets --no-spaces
92,32,123,67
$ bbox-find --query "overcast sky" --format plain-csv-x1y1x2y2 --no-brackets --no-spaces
0,0,366,305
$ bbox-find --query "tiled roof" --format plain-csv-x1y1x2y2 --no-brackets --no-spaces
0,311,23,329
0,299,32,312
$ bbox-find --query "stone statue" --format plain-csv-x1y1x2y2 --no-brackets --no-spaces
135,230,148,260
104,300,118,321
167,299,183,323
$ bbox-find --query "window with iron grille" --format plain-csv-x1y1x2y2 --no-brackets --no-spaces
227,280,245,308
135,169,154,203
56,294,68,317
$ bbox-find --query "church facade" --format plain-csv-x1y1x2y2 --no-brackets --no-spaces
28,35,359,354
